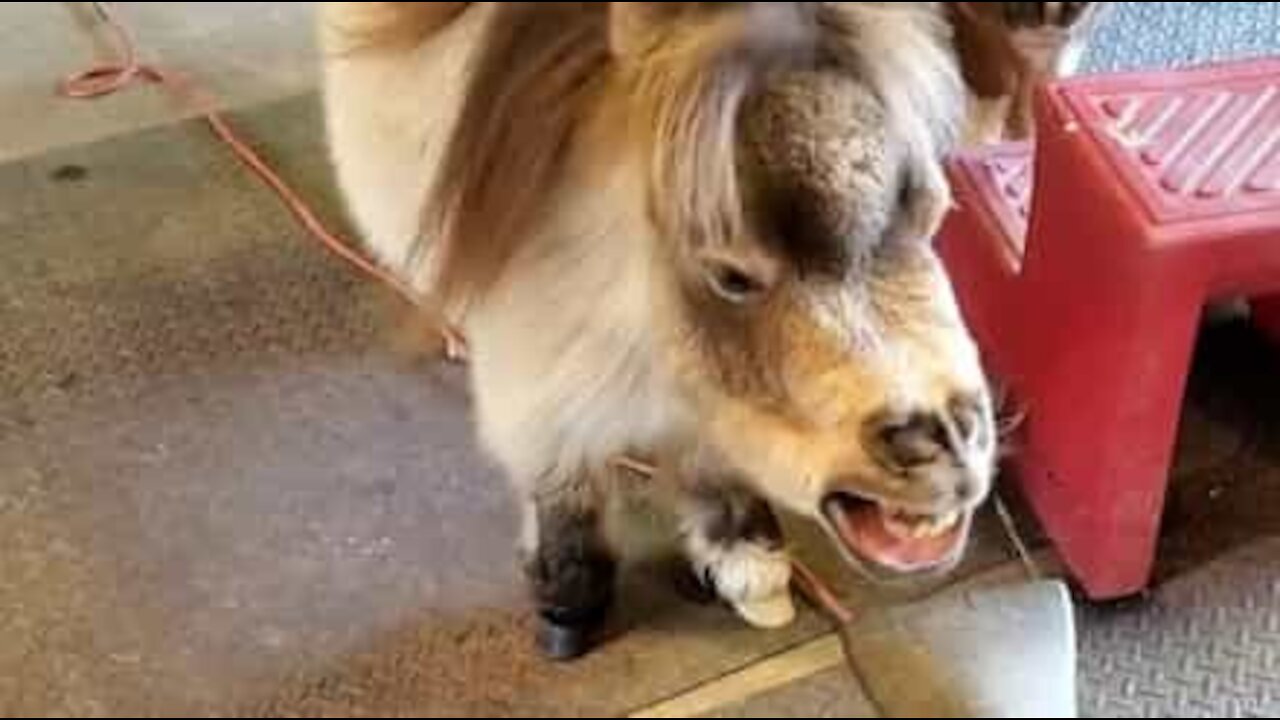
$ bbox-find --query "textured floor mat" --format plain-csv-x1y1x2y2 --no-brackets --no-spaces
1085,2,1280,73
703,540,1280,719
1081,540,1280,718
0,95,839,717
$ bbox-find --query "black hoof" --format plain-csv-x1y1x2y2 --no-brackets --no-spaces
537,618,602,662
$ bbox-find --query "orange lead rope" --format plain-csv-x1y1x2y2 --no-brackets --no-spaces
62,2,471,359
61,2,422,307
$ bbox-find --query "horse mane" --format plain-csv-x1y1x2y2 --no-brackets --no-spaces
421,2,960,311
423,3,614,311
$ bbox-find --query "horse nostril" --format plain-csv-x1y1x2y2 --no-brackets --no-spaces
870,411,950,470
948,393,986,446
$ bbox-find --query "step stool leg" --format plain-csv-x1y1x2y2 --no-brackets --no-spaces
1010,282,1204,600
1005,98,1215,599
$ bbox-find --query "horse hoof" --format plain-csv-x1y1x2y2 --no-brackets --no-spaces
731,590,797,630
537,618,601,662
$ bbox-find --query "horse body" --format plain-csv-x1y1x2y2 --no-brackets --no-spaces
322,2,1000,659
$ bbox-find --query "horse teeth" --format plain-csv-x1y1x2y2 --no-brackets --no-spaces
880,504,962,540
906,512,962,539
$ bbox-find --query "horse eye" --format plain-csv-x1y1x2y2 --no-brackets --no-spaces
706,262,769,304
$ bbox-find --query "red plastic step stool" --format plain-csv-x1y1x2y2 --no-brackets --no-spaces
1257,295,1280,343
938,58,1280,600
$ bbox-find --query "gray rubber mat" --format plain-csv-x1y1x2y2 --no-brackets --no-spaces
0,95,831,717
1081,540,1280,718
703,541,1280,719
1085,2,1280,73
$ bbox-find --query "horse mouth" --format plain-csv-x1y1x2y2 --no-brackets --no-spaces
821,493,972,577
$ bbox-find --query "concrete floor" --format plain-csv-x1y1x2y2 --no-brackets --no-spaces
3,3,1279,717
0,3,318,163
